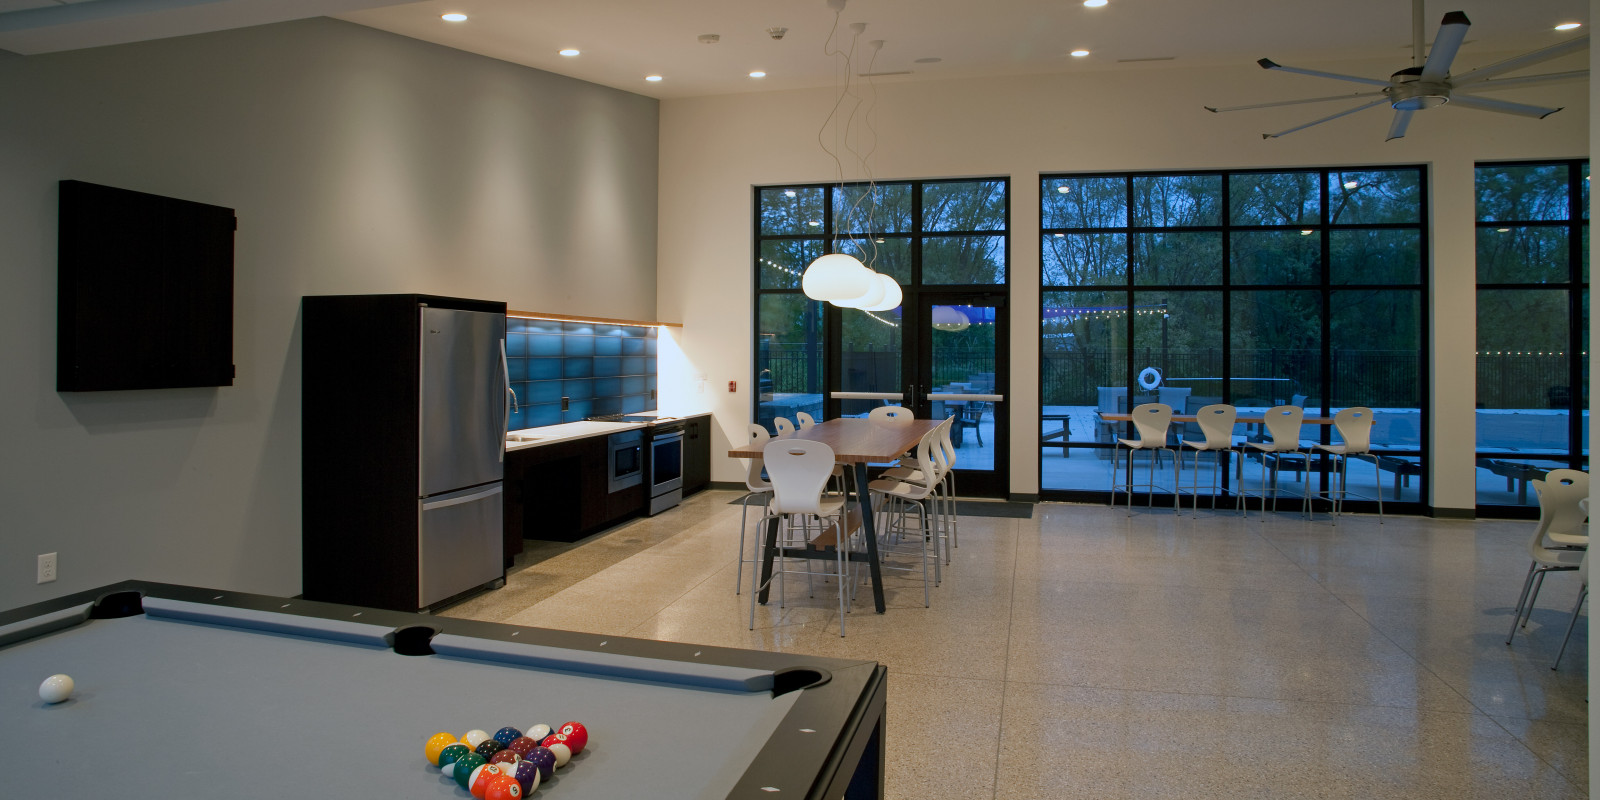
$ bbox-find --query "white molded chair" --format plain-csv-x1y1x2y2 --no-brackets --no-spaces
1242,405,1307,517
1506,477,1587,647
750,439,859,636
1111,403,1175,516
868,425,943,607
869,405,914,426
735,424,774,595
881,416,957,566
773,416,796,436
1534,469,1589,550
1177,404,1237,516
796,412,817,430
1309,407,1383,524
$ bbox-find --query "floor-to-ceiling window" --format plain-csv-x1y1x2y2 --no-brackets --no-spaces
1474,160,1589,513
1040,167,1427,510
754,178,1012,494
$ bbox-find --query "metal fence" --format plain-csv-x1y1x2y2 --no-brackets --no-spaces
764,344,1575,410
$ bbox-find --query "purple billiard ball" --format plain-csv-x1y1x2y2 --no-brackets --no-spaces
512,760,542,794
524,746,557,781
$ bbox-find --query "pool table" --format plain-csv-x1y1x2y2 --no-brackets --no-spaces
0,581,885,799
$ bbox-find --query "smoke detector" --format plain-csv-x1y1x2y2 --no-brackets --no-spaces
767,27,788,40
698,33,720,44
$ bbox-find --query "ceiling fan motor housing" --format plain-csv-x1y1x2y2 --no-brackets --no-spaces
1387,66,1450,110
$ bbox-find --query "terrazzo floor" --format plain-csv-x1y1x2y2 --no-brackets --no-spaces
441,490,1590,799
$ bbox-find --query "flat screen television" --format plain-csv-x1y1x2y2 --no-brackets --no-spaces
57,180,236,391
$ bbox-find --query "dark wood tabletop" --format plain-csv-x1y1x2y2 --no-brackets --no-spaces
729,418,943,463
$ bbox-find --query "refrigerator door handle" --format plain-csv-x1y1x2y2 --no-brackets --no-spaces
422,483,503,512
499,337,510,463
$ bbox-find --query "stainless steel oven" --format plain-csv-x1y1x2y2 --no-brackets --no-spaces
648,422,685,515
607,429,644,494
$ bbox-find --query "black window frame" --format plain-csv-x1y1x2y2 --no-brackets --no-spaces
1038,166,1430,513
1473,158,1589,517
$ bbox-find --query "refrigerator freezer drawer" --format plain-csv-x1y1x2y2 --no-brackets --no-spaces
418,483,504,609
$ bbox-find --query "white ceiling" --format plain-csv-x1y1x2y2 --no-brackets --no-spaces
0,0,1590,100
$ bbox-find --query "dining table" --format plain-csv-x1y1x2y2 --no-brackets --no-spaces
729,417,943,614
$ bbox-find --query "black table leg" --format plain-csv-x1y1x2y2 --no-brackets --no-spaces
756,514,781,605
853,462,886,613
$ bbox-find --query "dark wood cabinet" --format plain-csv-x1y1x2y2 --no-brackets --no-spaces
505,432,645,547
683,414,712,496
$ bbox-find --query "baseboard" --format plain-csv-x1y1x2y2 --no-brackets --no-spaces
1429,506,1475,520
708,481,747,492
1007,493,1040,504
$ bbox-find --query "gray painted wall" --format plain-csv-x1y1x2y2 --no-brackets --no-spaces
0,18,659,609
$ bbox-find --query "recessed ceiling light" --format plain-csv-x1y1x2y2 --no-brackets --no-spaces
441,13,467,22
785,190,797,198
1301,230,1314,235
645,75,663,82
1497,227,1511,232
1084,0,1108,7
1555,22,1582,30
1343,180,1359,189
749,71,767,78
1057,186,1071,194
1070,49,1090,57
559,49,580,57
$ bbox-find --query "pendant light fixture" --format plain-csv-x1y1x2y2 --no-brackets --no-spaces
799,0,901,309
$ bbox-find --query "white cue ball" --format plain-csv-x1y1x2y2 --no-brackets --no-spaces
39,674,74,704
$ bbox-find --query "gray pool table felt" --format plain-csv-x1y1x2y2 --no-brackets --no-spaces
1,611,799,799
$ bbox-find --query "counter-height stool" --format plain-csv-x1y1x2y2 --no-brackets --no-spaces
735,424,774,595
1309,406,1383,524
1111,403,1176,516
869,405,914,425
750,439,860,636
880,416,957,566
1553,550,1589,670
796,412,817,429
1241,405,1307,517
868,425,943,607
1177,404,1237,516
774,416,796,435
1506,477,1587,647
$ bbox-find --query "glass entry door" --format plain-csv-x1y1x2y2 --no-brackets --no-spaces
916,294,1008,496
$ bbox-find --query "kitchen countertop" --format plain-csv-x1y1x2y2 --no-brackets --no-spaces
506,420,645,451
505,411,713,452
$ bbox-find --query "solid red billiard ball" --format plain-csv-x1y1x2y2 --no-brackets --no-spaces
504,736,538,758
484,773,523,800
557,721,588,754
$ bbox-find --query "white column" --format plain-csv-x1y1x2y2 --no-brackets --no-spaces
1428,156,1477,513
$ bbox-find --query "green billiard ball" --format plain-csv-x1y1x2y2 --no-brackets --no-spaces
453,753,487,790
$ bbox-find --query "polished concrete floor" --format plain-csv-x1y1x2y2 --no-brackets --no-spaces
443,491,1590,799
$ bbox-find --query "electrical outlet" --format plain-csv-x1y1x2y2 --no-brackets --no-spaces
37,552,57,584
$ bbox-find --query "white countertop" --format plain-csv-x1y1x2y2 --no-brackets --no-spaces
505,420,645,451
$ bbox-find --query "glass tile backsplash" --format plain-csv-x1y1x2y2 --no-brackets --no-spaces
506,318,657,428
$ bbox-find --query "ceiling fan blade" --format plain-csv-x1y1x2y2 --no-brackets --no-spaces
1262,97,1391,139
1447,94,1562,119
1206,91,1384,114
1419,11,1471,82
1257,58,1391,88
1467,70,1588,91
1451,35,1590,87
1385,109,1415,141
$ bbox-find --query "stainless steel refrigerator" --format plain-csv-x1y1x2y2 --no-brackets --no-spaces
417,306,507,608
302,294,509,612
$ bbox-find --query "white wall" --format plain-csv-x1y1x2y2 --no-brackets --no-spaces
0,18,659,609
657,54,1588,510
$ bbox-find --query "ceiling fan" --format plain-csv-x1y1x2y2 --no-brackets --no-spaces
1206,0,1590,140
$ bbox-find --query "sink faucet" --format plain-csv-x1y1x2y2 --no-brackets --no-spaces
508,385,520,412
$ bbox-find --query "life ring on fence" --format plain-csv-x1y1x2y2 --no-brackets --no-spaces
1137,367,1162,391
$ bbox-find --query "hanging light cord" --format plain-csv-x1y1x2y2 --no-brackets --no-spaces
816,7,856,258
